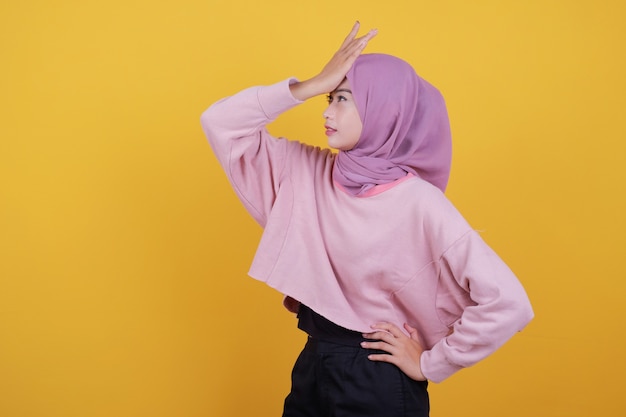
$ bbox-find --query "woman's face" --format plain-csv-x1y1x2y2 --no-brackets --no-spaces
323,79,362,151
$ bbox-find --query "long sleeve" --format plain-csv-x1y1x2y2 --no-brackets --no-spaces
420,231,534,382
200,79,303,226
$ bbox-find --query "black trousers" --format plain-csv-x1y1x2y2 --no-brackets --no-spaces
282,337,429,417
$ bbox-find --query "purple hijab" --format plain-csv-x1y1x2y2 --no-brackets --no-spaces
333,54,452,195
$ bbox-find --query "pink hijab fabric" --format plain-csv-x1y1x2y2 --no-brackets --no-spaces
333,54,452,195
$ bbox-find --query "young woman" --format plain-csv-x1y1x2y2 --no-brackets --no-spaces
201,22,533,417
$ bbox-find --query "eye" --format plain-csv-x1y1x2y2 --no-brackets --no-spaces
326,94,333,104
337,95,347,102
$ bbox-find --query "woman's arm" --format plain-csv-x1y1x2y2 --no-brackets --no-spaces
200,22,377,225
200,80,302,226
421,231,534,382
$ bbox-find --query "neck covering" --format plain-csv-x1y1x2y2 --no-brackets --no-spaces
332,54,452,195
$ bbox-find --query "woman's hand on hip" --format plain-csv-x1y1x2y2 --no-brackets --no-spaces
361,322,427,381
289,21,377,101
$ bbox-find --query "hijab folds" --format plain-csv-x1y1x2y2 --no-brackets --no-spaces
332,54,452,195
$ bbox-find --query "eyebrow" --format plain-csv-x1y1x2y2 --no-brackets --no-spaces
332,88,353,94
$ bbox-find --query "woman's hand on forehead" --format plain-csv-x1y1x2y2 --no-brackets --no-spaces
289,22,377,101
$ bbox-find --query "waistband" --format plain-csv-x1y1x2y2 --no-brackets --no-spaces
297,304,371,347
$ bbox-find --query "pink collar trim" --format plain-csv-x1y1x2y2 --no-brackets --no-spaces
334,173,415,198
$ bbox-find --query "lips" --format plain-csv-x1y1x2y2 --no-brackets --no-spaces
325,125,337,136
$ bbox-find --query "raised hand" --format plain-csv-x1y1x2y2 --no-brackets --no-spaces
361,322,427,381
290,22,377,101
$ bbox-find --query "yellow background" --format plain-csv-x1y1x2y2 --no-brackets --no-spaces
1,0,625,416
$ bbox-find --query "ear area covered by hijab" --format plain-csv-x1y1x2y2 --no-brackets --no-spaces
332,54,452,196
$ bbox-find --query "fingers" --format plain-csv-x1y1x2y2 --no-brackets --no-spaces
346,32,376,63
308,22,377,96
404,322,420,339
361,339,395,353
359,28,378,45
361,323,404,352
404,323,426,349
404,323,417,333
340,21,361,48
338,22,377,57
361,322,423,350
361,322,427,381
346,29,378,57
367,352,397,364
368,322,406,338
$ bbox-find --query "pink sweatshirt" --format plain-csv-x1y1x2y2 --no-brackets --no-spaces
200,79,533,383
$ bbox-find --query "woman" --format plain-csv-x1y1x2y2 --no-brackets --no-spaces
201,22,533,417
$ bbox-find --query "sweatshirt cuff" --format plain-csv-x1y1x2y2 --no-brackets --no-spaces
257,78,304,120
420,345,464,383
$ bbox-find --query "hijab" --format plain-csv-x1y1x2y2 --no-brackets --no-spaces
332,54,452,195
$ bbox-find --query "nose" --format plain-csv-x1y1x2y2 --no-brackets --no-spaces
323,104,333,119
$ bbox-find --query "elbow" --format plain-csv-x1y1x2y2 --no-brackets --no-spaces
509,294,534,332
200,95,230,131
200,103,226,146
521,301,534,329
200,105,217,131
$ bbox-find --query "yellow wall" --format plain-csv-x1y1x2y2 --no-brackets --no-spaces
1,0,624,416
